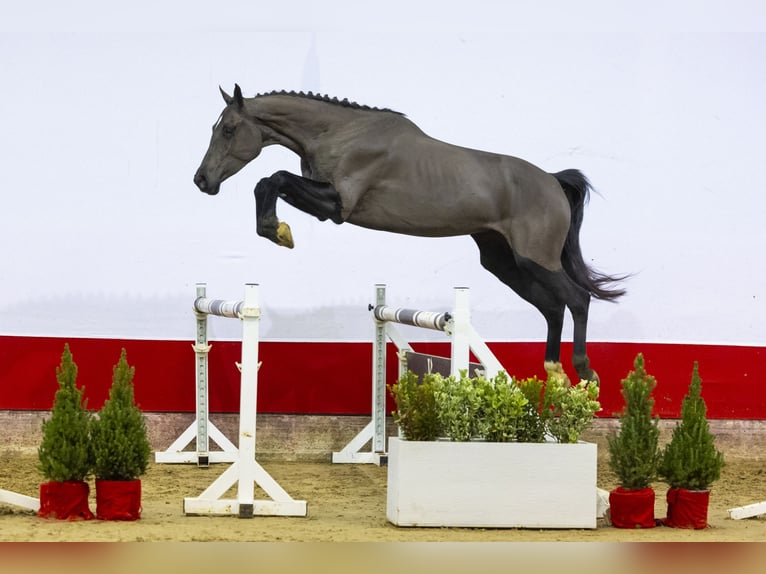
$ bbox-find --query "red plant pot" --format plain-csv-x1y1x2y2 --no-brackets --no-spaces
95,479,142,521
609,487,656,528
38,480,94,520
664,487,710,529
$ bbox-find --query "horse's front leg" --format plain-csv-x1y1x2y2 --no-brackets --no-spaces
254,171,343,248
254,174,294,248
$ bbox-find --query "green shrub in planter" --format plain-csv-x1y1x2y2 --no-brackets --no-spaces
659,362,724,490
546,378,601,444
91,349,151,481
433,371,488,441
388,371,442,441
390,369,600,444
482,372,528,442
38,344,93,483
515,376,548,443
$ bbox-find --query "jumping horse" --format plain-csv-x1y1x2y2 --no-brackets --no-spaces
194,85,625,383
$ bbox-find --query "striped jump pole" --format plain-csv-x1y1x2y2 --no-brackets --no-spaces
371,305,451,332
372,286,471,379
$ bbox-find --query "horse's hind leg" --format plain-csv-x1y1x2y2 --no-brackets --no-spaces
513,254,598,384
570,296,596,383
472,232,567,371
472,231,598,384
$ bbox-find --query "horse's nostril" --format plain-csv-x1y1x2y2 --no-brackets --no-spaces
194,171,207,190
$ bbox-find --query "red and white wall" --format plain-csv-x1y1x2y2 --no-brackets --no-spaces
1,2,765,419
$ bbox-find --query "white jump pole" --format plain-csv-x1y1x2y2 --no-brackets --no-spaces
154,283,238,465
182,283,307,518
0,489,39,512
332,284,506,465
729,501,766,520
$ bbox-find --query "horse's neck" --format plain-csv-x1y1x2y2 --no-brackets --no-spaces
249,96,342,152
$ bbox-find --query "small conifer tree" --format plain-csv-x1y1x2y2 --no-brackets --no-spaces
38,344,93,482
91,349,151,481
607,353,661,489
658,362,724,490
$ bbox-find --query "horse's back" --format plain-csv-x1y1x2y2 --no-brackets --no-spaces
343,130,569,251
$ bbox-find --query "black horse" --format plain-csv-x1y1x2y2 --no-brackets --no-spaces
194,85,625,382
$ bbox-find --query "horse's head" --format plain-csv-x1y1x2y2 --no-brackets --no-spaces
193,84,263,195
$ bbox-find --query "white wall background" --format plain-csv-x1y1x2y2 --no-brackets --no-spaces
1,1,764,344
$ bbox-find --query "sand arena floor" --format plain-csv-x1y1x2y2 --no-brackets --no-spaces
1,425,765,542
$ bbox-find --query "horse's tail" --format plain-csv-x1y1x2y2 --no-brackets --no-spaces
552,169,627,301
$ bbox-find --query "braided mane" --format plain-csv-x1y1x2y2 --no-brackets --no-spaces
254,90,402,115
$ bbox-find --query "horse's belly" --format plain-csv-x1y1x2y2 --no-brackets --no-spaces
345,187,489,237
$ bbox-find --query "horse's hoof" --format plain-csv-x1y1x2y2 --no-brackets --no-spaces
544,361,571,386
572,355,599,385
277,221,294,248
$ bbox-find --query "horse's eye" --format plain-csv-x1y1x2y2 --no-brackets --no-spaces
222,125,235,138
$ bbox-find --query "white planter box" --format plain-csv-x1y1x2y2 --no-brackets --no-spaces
386,437,597,528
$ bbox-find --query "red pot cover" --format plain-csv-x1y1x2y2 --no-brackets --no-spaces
664,487,710,529
609,487,656,529
96,479,142,521
38,480,94,520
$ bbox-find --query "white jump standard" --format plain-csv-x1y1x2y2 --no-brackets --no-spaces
332,284,506,464
181,283,307,518
155,283,238,466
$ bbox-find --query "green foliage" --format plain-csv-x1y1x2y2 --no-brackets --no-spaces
482,372,528,442
91,349,151,481
388,371,441,441
515,376,548,442
607,353,661,489
389,369,599,443
658,362,724,490
546,379,601,444
432,371,487,441
38,344,93,482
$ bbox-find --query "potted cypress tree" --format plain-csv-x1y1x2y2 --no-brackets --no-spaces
91,348,151,520
37,344,95,520
607,353,661,528
658,362,724,529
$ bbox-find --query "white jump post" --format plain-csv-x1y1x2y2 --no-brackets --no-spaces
332,284,506,465
155,283,238,466
182,283,307,518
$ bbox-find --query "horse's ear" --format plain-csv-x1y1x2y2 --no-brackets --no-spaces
233,84,244,108
219,86,233,105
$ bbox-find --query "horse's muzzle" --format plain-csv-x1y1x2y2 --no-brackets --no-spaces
194,170,219,195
